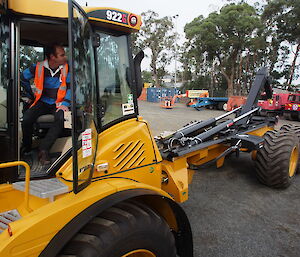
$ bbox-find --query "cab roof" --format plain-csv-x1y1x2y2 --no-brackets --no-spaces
7,0,141,32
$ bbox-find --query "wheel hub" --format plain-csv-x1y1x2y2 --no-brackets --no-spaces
289,146,299,177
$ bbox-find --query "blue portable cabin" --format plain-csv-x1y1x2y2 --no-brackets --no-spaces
147,88,178,103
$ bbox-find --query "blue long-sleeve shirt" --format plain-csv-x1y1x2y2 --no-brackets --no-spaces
20,61,71,107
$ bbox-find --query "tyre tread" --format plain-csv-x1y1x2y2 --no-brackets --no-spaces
254,130,299,188
58,200,176,257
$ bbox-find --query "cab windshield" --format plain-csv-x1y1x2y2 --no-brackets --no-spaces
96,32,135,127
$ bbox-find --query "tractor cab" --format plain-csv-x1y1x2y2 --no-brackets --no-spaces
0,0,143,192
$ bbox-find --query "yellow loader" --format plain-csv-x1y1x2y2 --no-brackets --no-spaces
0,0,299,256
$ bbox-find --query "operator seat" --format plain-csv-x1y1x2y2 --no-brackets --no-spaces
34,114,71,138
33,114,54,138
36,114,55,129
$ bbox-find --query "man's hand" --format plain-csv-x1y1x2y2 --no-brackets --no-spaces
56,105,69,112
22,97,33,104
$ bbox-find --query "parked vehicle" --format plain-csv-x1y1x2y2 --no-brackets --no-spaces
185,90,209,107
225,96,247,111
189,97,228,110
283,93,300,121
258,93,290,116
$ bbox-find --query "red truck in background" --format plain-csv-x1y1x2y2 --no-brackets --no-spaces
283,93,300,121
226,92,300,121
258,93,290,116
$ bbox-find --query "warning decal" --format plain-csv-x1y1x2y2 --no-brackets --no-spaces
82,128,92,158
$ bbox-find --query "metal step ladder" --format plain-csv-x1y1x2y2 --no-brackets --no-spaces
12,178,69,202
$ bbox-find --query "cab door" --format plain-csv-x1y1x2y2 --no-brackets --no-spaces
0,0,18,183
68,0,98,193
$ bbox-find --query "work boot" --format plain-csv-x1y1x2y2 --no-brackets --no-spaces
38,150,51,166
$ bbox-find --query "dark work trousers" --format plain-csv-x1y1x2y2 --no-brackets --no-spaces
22,101,65,152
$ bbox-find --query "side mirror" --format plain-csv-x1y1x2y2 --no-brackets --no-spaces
133,50,144,98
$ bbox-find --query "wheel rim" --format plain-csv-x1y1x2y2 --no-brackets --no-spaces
289,146,299,177
251,150,257,161
122,249,156,257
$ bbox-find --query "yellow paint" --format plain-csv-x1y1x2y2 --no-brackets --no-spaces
0,118,169,256
0,161,31,212
161,158,189,203
246,126,274,137
8,0,68,18
7,0,141,31
289,146,298,177
158,124,276,203
0,20,276,251
60,118,162,189
216,156,225,168
143,83,153,88
0,118,276,257
159,144,229,203
122,249,155,257
251,150,257,161
186,144,228,166
0,178,171,257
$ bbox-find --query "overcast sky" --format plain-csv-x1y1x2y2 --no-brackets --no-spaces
59,0,230,71
61,0,227,38
59,1,299,84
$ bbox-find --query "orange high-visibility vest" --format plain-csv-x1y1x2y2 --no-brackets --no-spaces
31,61,68,107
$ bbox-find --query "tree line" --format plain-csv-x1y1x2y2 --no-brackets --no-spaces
133,0,300,96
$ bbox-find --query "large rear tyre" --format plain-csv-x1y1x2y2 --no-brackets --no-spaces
280,124,300,173
254,130,299,189
57,200,177,257
280,124,300,138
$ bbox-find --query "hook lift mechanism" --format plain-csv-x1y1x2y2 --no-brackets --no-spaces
156,67,276,162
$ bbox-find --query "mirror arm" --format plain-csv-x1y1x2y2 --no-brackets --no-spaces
133,50,144,98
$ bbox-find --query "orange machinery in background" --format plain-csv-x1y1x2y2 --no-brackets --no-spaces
137,88,147,101
161,94,186,109
161,90,210,109
186,90,210,106
226,96,247,111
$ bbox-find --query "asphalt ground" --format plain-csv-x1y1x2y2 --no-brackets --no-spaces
138,100,300,257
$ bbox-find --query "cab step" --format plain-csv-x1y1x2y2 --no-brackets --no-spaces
12,178,69,202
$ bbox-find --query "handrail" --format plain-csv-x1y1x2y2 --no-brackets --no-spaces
0,161,32,212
